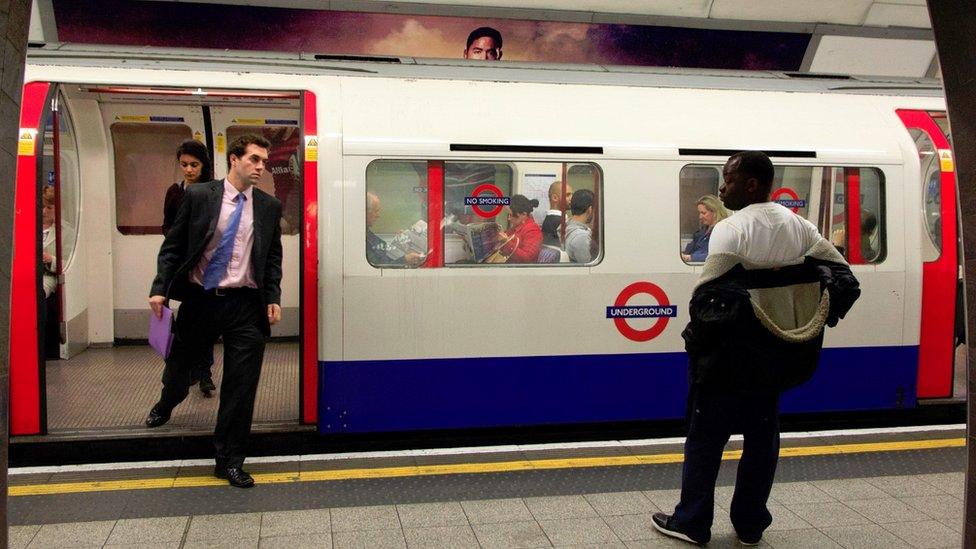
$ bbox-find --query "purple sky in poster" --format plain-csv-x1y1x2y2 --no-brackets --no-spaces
53,0,809,71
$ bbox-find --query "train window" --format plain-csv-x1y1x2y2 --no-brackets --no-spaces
226,125,301,235
41,92,82,270
365,160,429,268
910,129,941,261
111,123,192,235
444,161,601,266
678,166,721,263
823,167,886,264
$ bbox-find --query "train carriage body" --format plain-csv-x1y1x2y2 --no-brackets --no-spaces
8,49,960,438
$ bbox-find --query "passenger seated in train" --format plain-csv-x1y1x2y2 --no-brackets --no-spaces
162,139,212,235
541,181,572,247
161,139,216,395
564,189,595,263
681,194,729,263
830,208,880,262
366,192,426,267
41,185,59,359
495,195,542,263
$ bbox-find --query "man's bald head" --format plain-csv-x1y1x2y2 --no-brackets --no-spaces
548,181,573,211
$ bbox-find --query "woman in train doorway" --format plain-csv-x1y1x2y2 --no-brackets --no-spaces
681,194,730,262
497,194,543,263
41,185,59,359
161,139,217,396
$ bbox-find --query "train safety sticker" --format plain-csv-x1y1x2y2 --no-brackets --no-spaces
216,132,226,154
771,187,806,213
939,149,954,172
304,136,318,162
465,183,510,218
17,129,37,156
607,282,678,342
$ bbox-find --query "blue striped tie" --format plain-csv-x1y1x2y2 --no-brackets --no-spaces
202,193,246,290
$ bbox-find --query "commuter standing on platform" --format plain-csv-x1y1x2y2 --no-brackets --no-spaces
653,151,859,545
146,134,283,489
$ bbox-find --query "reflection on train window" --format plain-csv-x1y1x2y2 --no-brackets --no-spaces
364,160,602,268
444,161,601,266
111,123,192,235
679,164,884,265
365,160,429,268
910,129,941,261
226,125,301,235
823,167,885,264
42,92,82,269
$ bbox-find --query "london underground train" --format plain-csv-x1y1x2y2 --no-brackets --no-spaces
8,45,961,439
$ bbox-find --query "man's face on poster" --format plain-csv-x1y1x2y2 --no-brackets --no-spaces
464,36,502,60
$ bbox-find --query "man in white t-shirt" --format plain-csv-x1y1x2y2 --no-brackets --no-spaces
654,151,832,546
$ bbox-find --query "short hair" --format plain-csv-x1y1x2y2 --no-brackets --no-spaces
466,26,502,49
729,151,774,190
861,209,878,233
366,191,379,214
226,134,271,167
548,180,569,199
696,194,730,224
570,189,594,215
176,139,213,182
509,194,539,215
41,185,55,207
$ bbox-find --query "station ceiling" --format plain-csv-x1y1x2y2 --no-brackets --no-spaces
29,0,939,78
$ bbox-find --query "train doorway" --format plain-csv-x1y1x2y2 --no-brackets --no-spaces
10,83,316,437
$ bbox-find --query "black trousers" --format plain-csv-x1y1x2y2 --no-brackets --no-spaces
158,287,266,468
671,383,780,543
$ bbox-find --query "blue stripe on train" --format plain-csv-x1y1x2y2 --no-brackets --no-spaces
318,345,918,433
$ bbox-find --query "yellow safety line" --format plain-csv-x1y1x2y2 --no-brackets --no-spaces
8,437,965,497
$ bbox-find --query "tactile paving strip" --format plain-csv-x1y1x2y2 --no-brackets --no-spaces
44,343,299,433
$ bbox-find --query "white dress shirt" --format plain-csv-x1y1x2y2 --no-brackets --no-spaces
708,202,825,268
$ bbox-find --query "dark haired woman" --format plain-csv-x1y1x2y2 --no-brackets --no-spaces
498,194,542,263
162,139,213,234
160,139,216,395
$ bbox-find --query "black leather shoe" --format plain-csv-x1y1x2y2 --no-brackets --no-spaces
215,466,255,488
199,376,216,397
145,404,170,428
651,512,706,545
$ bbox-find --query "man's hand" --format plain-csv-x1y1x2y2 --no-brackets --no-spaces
268,303,282,325
42,252,54,264
149,295,166,319
405,252,426,267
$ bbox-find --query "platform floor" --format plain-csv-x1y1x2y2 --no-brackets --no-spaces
45,343,299,434
8,425,965,548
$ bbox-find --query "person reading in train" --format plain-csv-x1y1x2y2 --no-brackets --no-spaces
41,185,59,359
681,194,729,263
495,195,542,263
564,189,595,263
161,139,217,396
541,181,572,247
463,26,503,61
365,192,425,267
162,139,212,235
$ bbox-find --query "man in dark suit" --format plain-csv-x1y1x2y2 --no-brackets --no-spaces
146,134,283,488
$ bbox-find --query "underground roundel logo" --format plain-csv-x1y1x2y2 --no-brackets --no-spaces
607,282,678,342
464,183,510,218
771,188,807,213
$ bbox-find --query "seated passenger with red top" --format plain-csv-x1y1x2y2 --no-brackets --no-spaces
497,195,542,263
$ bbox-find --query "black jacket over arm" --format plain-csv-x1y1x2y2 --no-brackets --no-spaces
150,179,283,308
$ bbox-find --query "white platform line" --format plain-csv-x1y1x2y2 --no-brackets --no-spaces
11,423,965,475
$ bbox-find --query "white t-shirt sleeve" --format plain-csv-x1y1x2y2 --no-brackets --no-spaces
707,220,740,255
799,215,826,251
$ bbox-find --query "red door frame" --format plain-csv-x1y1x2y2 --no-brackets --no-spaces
11,82,53,435
897,109,958,398
301,91,319,424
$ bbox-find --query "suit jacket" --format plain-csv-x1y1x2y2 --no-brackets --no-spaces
150,179,283,309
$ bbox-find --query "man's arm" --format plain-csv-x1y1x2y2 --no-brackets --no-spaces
264,200,284,307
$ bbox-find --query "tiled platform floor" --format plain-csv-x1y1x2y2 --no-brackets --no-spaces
8,472,963,548
45,343,299,433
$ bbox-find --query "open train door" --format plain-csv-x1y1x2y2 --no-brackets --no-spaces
897,110,959,399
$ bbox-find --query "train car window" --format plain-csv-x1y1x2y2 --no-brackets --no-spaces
444,161,601,266
824,167,886,264
678,166,721,264
910,129,941,261
365,160,429,268
111,123,192,235
226,125,301,235
42,92,82,269
771,166,813,219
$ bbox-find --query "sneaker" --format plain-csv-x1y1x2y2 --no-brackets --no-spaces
651,512,705,545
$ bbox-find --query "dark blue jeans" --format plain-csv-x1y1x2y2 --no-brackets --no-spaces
671,384,780,543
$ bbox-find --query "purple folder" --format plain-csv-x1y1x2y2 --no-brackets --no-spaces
149,306,175,359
